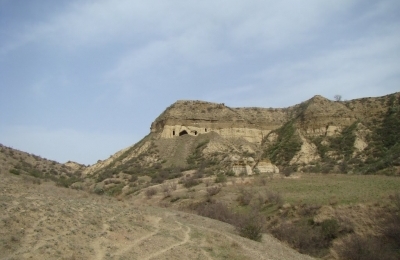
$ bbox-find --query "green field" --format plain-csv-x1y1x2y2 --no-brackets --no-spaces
261,174,400,205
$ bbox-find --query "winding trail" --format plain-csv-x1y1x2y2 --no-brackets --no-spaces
113,217,162,258
142,220,191,260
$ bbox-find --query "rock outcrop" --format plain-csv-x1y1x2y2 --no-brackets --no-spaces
86,92,400,178
150,100,291,144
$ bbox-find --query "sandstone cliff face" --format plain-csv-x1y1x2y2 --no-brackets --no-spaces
87,92,400,178
150,100,291,144
150,94,393,145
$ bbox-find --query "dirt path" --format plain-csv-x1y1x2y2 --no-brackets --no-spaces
142,220,191,260
112,217,162,258
0,173,315,260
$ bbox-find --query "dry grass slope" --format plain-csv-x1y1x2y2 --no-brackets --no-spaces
0,172,315,260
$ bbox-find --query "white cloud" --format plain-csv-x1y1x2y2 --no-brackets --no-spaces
250,31,400,104
2,1,360,53
1,0,399,163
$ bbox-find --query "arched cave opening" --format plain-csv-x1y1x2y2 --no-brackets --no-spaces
194,131,197,135
179,130,188,136
173,130,175,136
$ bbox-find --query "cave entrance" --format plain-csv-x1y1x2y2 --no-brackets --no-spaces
179,130,188,136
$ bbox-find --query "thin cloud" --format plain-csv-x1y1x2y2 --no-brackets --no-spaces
1,0,399,164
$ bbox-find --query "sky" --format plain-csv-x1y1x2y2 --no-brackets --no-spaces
1,0,399,165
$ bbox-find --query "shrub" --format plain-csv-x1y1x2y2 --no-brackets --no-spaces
145,187,157,198
9,168,20,175
160,182,171,193
298,203,321,217
235,211,264,242
196,201,237,224
215,173,227,183
93,186,104,195
226,170,236,177
334,234,396,260
206,186,222,196
55,176,80,188
106,184,124,196
161,182,177,198
265,190,283,206
271,221,328,256
282,167,295,177
195,200,264,242
237,189,253,206
181,177,201,188
320,219,339,240
170,196,180,203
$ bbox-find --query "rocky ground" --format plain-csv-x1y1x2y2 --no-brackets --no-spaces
0,172,314,260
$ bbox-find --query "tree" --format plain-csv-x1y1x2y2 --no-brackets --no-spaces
334,95,342,101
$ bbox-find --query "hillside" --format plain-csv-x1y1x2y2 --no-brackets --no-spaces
0,171,315,260
0,144,85,187
84,92,400,189
1,92,400,259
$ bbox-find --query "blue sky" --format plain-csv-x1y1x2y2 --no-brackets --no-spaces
1,0,399,165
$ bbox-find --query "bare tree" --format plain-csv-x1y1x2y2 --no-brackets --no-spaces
334,95,342,101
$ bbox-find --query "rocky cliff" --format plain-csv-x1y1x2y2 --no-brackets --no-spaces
85,92,400,182
150,100,291,143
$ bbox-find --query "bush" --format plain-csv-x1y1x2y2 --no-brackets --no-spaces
320,219,339,240
196,201,237,224
226,170,236,177
9,168,20,175
145,187,157,198
195,200,263,242
236,211,264,242
215,173,227,183
93,186,104,195
181,177,201,188
265,190,283,206
271,221,329,257
237,189,253,206
160,182,177,198
206,186,222,196
334,234,396,260
106,184,124,196
298,203,321,216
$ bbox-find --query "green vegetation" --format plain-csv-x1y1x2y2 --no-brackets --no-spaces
264,120,302,165
9,168,20,175
362,95,400,174
188,173,400,257
8,161,82,188
307,122,358,173
257,174,400,205
214,173,227,183
329,122,357,159
55,175,81,188
186,139,210,168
